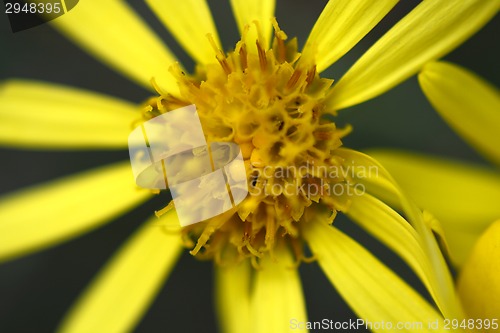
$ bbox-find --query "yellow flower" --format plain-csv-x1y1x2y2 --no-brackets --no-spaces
0,0,497,332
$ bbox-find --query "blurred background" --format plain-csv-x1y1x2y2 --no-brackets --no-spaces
0,0,498,332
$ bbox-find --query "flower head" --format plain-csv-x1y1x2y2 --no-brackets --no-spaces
144,20,353,264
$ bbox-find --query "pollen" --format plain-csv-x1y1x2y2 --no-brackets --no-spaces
143,20,352,266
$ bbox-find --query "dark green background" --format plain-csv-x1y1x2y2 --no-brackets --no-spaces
0,1,498,332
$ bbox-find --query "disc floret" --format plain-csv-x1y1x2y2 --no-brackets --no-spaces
143,21,351,265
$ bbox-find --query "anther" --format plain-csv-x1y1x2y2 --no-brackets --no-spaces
256,40,268,72
306,65,317,87
286,69,302,90
239,42,248,70
272,18,287,63
207,33,232,75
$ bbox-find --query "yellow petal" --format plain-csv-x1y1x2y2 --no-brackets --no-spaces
347,193,461,317
368,149,500,265
215,260,251,333
252,247,308,333
0,162,150,262
328,0,500,111
229,0,275,52
58,211,183,333
0,80,139,149
303,0,397,72
305,219,451,332
146,0,221,65
458,220,500,324
419,61,500,165
335,148,464,318
51,0,180,93
421,210,452,262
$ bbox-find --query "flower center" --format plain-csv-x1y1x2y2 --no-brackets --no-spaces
141,21,351,266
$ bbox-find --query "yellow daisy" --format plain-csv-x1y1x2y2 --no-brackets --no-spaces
0,0,497,332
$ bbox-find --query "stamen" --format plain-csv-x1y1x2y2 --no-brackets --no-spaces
155,200,174,217
218,56,232,75
256,40,268,72
190,226,215,256
306,65,317,87
286,69,302,90
272,18,287,63
207,33,232,75
239,42,248,70
150,77,167,96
